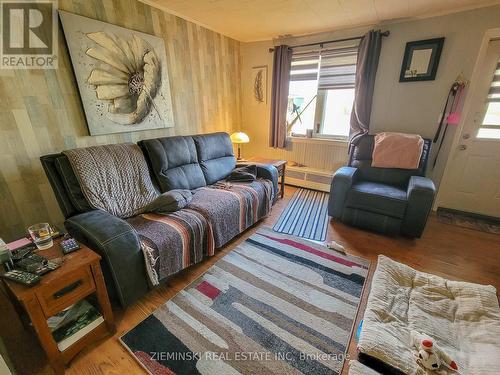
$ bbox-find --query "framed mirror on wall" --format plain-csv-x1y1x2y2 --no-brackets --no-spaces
399,37,445,82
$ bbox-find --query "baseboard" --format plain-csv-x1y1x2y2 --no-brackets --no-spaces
437,207,500,223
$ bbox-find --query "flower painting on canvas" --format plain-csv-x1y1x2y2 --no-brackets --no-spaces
59,11,174,135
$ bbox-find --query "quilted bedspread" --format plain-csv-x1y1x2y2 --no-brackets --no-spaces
358,255,500,375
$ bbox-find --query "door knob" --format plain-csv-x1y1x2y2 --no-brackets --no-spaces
462,133,470,139
458,144,467,150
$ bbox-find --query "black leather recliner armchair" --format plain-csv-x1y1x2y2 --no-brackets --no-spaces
328,135,436,237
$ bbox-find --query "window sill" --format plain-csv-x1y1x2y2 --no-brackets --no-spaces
288,136,349,146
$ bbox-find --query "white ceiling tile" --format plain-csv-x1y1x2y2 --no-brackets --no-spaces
373,0,410,21
338,0,378,25
141,0,500,41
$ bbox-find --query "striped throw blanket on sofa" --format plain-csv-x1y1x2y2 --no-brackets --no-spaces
128,179,273,285
127,209,215,285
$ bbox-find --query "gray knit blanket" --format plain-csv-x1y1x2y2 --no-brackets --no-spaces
63,143,158,218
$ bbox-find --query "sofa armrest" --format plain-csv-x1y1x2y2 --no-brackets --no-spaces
401,176,436,238
65,210,148,307
328,167,358,219
236,163,279,200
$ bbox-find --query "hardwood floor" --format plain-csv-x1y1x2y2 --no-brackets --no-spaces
2,185,499,375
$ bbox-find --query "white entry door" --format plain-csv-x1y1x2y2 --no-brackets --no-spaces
438,39,500,218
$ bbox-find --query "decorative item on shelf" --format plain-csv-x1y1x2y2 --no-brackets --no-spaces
251,65,267,103
399,37,445,82
58,11,174,136
230,132,250,160
432,74,469,168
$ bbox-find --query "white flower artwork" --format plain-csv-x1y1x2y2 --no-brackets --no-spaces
59,11,174,135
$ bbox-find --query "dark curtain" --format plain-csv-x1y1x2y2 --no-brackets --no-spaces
269,45,292,148
349,30,383,147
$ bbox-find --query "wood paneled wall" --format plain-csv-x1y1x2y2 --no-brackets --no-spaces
0,0,241,241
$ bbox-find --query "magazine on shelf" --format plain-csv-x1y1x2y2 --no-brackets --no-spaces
48,299,103,351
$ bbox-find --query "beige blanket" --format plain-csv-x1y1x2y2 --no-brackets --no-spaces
371,132,424,169
64,143,158,218
358,255,500,375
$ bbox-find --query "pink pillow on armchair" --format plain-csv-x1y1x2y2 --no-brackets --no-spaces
371,132,424,169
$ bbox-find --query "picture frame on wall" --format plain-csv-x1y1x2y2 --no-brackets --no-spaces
251,65,267,104
399,37,445,82
58,11,175,136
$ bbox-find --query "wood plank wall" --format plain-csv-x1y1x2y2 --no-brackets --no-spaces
0,0,241,241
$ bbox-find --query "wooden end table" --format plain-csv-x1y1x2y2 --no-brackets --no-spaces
2,240,115,375
244,157,287,199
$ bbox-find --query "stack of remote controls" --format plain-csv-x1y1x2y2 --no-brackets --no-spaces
1,243,61,287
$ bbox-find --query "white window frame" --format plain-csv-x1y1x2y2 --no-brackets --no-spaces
287,42,358,142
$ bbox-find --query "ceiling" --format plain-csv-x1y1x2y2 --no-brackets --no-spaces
141,0,500,42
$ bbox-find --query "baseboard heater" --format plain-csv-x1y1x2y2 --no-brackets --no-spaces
285,166,334,192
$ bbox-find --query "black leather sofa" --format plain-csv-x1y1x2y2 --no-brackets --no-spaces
40,132,278,307
328,135,436,237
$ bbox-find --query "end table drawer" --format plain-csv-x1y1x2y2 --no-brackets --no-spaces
37,267,96,316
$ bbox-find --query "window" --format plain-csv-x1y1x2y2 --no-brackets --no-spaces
287,43,358,140
478,59,500,139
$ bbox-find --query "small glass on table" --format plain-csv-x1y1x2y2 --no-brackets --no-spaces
28,223,53,250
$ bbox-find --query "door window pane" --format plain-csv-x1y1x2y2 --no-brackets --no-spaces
482,102,500,126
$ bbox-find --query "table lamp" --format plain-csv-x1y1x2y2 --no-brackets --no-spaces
230,132,250,160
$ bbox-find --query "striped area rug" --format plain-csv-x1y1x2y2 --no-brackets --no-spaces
273,188,329,241
121,228,370,375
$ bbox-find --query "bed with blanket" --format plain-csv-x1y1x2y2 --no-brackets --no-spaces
358,255,500,375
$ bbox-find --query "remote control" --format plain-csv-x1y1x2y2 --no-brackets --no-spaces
11,244,36,261
2,270,41,286
60,238,80,254
16,254,49,273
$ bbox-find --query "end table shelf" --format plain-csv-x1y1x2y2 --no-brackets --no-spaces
2,240,115,375
240,157,287,200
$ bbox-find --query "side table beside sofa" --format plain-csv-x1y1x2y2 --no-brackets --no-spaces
243,157,287,199
2,240,115,375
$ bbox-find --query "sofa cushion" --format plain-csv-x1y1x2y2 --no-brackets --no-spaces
188,180,273,248
359,255,500,375
127,208,214,285
139,136,207,192
192,132,236,184
142,189,192,214
345,181,407,219
126,179,274,286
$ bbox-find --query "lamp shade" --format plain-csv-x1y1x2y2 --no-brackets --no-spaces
230,132,250,144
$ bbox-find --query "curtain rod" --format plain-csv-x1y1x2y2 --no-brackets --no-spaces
268,30,390,53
